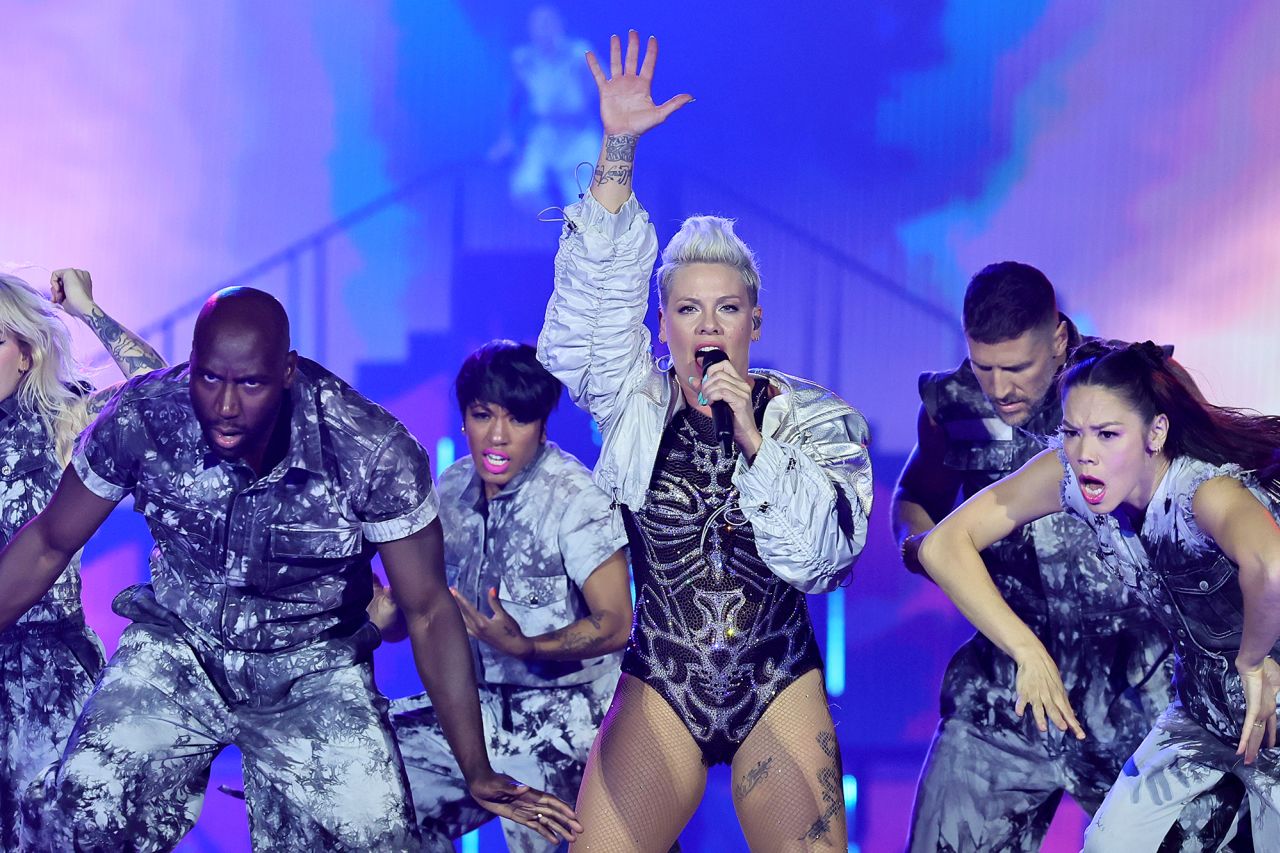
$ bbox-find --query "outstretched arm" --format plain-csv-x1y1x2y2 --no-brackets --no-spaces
919,449,1083,737
537,32,689,432
0,467,119,630
377,522,583,843
583,31,692,213
1192,476,1280,763
52,268,165,380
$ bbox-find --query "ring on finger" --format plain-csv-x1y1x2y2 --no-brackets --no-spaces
1254,721,1267,729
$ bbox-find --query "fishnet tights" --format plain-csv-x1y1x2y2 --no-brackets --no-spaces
570,670,846,851
731,670,847,851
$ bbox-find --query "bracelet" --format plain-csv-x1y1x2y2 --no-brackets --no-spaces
900,531,926,570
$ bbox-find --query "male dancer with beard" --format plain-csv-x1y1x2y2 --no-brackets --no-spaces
894,262,1245,851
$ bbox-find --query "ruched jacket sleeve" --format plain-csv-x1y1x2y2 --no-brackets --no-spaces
537,193,873,595
735,389,872,594
537,193,660,435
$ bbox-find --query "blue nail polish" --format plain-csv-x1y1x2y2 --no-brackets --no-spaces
698,392,707,405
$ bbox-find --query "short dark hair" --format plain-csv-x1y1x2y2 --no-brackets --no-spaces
454,340,561,424
962,262,1058,344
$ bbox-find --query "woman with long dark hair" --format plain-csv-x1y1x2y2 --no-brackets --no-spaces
538,32,873,850
0,268,164,848
919,339,1280,849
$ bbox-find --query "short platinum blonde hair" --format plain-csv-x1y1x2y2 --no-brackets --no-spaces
655,215,761,306
0,273,90,463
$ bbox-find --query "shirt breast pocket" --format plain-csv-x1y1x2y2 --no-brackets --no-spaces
144,491,220,552
1163,556,1243,645
497,574,571,636
0,454,48,483
262,525,364,592
0,454,52,525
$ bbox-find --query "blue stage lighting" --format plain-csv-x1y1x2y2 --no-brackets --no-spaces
435,436,456,476
826,588,846,696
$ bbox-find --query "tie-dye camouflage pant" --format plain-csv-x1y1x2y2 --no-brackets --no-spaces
908,716,1247,852
1,620,104,850
21,621,418,852
390,669,617,853
1084,701,1278,851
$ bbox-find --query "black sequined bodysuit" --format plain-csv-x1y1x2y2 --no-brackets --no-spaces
620,379,824,765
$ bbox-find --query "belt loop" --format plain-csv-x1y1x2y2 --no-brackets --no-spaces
499,685,515,732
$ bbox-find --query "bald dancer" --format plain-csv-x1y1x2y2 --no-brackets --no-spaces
0,288,579,851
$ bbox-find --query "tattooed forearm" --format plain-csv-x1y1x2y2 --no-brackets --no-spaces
537,613,613,660
558,630,608,656
604,133,637,162
84,304,165,377
733,756,773,800
593,164,633,188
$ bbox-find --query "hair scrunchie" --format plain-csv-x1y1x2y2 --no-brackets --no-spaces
1131,340,1167,370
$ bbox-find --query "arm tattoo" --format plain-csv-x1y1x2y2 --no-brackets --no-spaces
593,164,633,188
558,630,606,656
603,134,637,162
84,304,165,377
548,613,608,658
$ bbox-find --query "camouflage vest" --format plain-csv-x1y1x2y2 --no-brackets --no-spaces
1064,453,1280,742
918,330,1155,638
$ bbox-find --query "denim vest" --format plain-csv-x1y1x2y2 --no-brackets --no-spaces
1061,453,1280,742
920,337,1156,634
922,341,1172,738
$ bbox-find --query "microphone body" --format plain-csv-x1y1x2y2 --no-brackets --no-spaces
697,349,736,457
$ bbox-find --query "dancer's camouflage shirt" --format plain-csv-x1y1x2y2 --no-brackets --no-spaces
71,358,438,659
440,441,625,688
1,393,107,852
0,395,89,625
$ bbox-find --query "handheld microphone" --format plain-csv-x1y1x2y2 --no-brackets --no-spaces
696,349,735,457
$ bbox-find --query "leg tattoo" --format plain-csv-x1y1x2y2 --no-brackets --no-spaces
798,732,843,845
734,756,774,800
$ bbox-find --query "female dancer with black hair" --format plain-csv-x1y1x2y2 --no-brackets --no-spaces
920,339,1280,849
372,340,630,852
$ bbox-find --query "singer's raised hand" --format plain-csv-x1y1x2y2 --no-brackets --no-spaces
586,31,692,212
